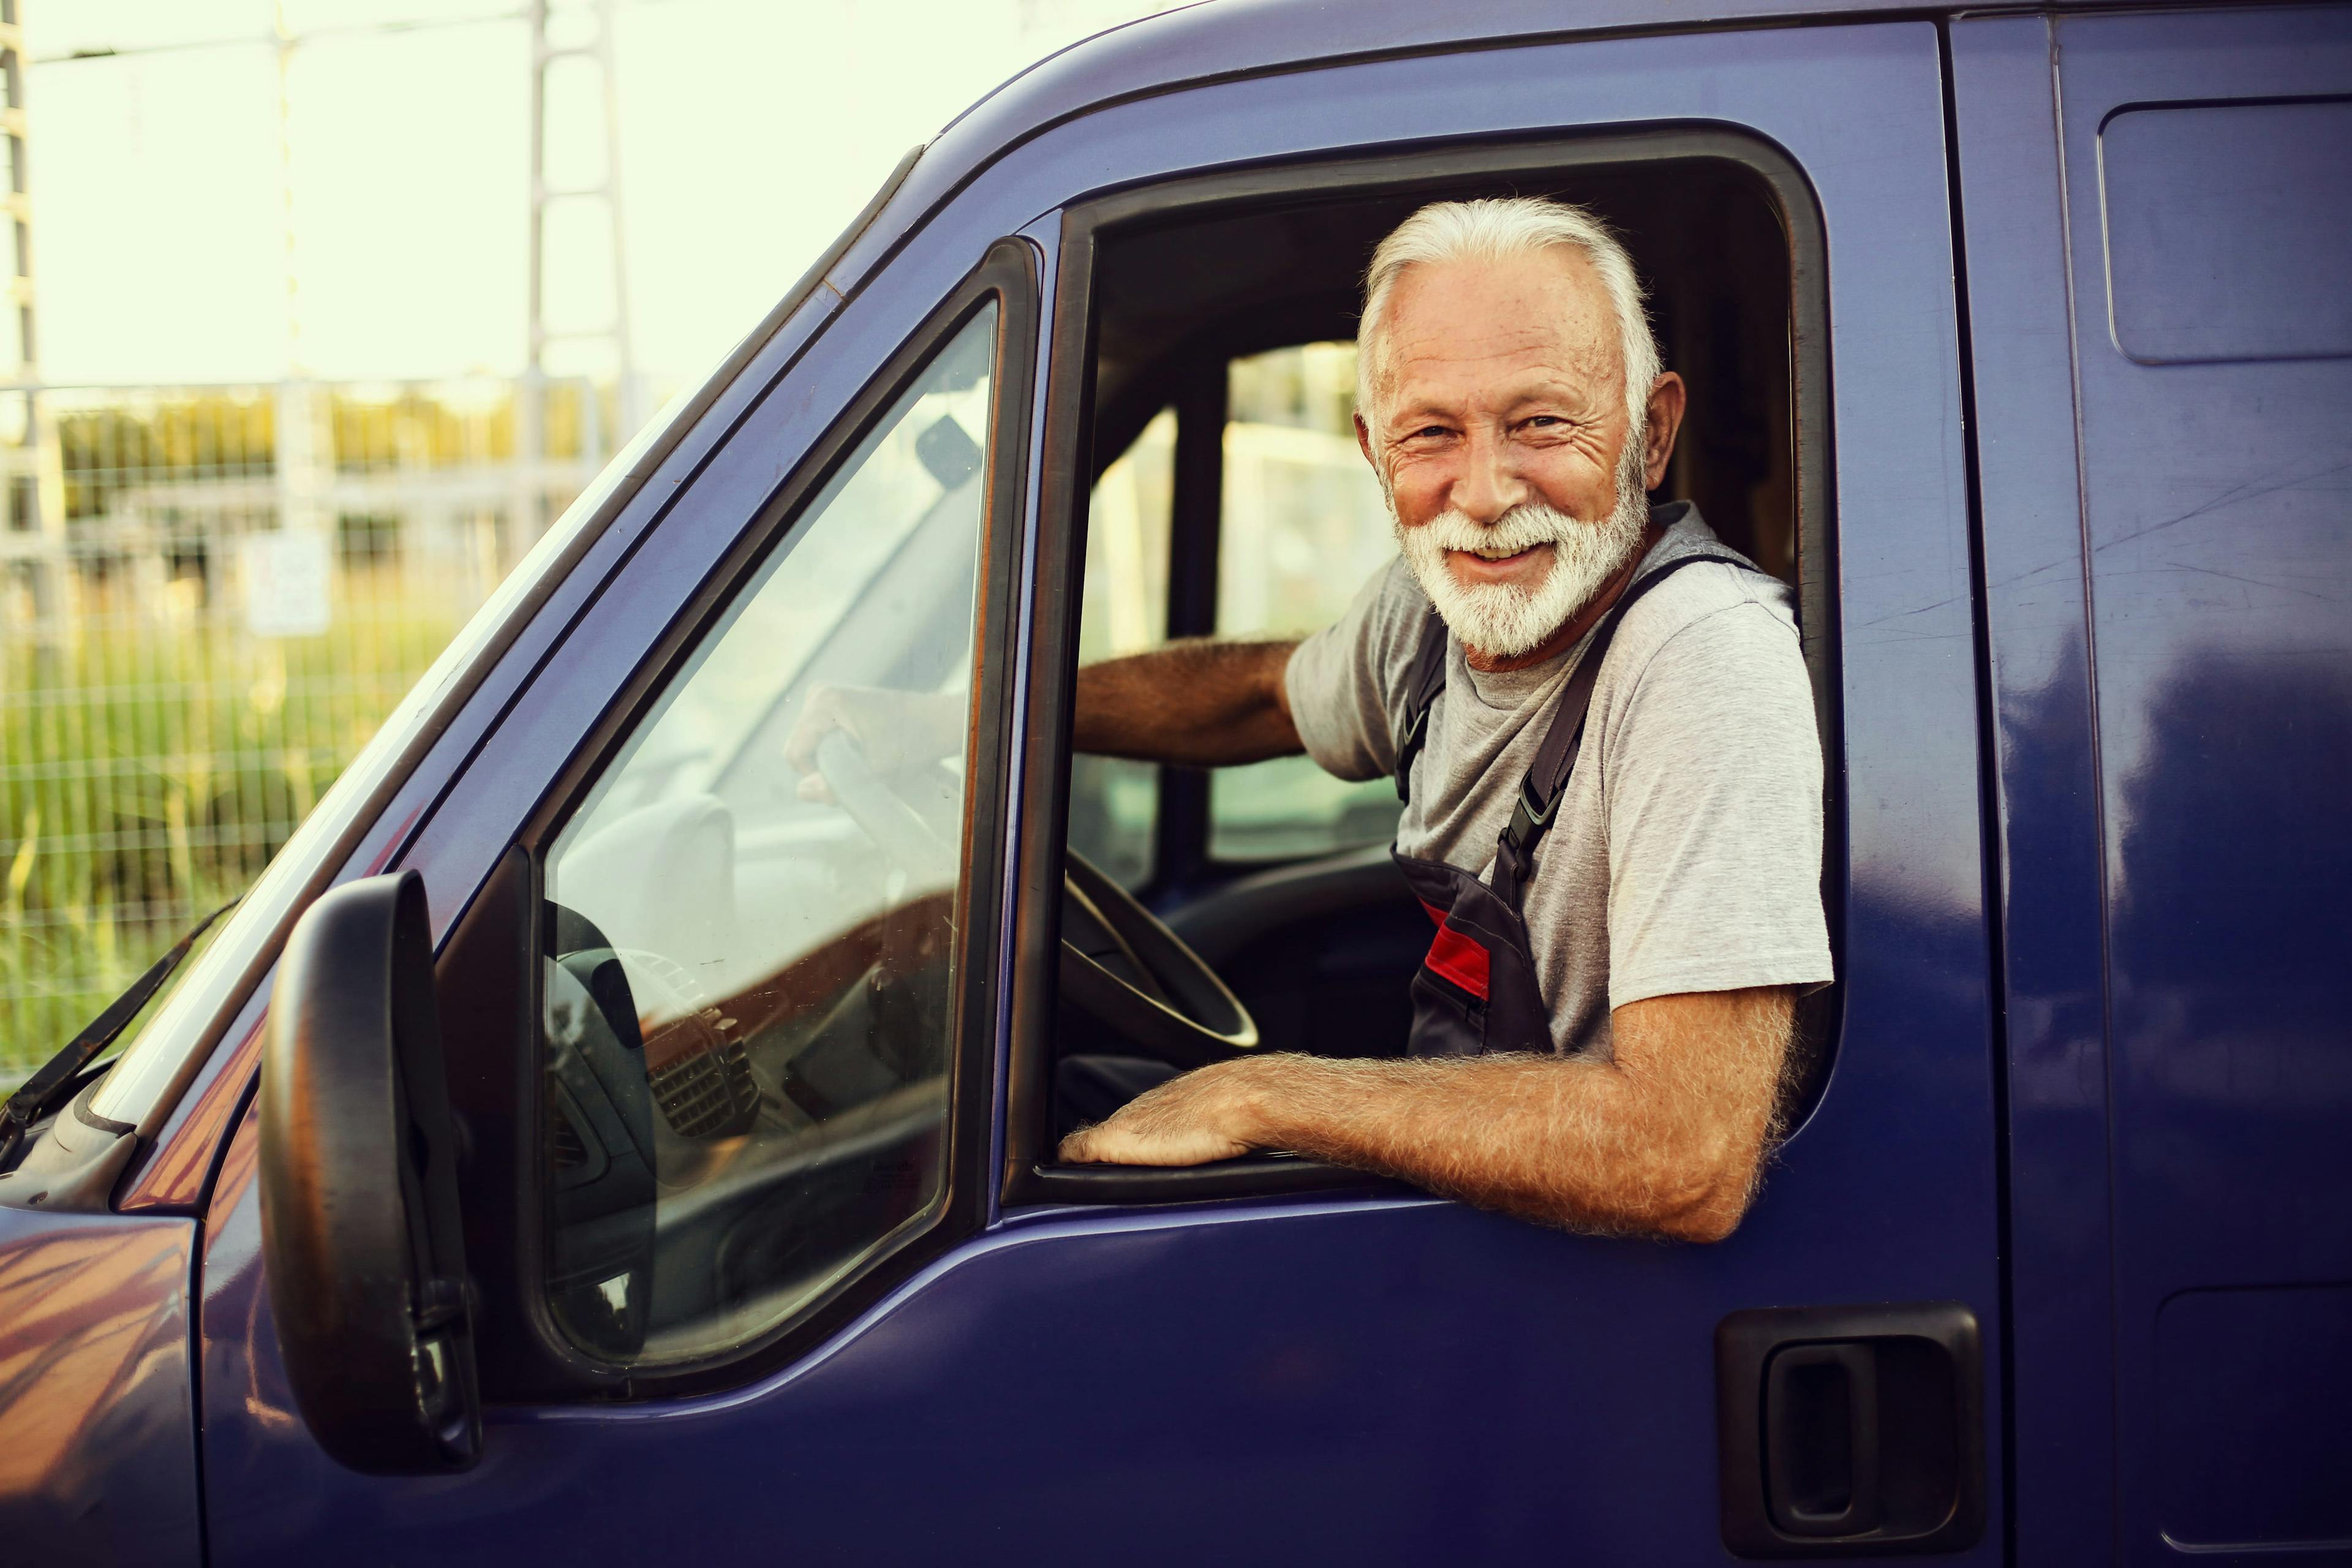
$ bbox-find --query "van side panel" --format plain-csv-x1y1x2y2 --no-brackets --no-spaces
2053,9,2352,1561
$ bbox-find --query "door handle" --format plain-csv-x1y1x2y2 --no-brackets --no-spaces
1715,1302,1985,1558
1765,1342,1882,1536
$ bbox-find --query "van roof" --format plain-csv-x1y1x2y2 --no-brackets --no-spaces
948,0,1920,150
831,0,2155,300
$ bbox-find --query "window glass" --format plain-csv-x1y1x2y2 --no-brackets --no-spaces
1212,342,1403,860
537,305,995,1366
1068,407,1172,886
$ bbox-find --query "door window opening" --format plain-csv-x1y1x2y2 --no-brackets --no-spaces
1019,135,1840,1204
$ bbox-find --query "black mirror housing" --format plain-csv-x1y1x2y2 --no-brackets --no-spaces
260,869,483,1474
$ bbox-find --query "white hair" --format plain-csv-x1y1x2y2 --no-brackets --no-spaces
1355,197,1661,447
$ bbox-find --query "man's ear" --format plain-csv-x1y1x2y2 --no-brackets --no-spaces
1354,410,1376,470
1642,372,1687,492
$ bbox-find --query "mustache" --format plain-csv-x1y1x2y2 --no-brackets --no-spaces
1401,501,1604,562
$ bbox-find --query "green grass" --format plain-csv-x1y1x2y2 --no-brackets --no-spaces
1,572,466,1084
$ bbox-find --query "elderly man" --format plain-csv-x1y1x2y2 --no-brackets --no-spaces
1055,197,1831,1242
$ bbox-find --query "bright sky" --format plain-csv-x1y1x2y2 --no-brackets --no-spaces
26,0,1181,387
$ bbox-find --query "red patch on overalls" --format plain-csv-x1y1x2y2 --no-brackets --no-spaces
1417,899,1491,1001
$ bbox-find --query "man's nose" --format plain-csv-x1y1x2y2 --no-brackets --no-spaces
1450,425,1529,524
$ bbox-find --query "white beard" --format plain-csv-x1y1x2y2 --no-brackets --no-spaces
1393,470,1651,662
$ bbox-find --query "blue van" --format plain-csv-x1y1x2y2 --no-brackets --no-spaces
4,2,2346,1562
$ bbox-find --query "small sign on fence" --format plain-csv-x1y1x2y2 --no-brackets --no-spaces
241,530,334,638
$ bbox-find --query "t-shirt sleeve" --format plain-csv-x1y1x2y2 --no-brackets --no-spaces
1599,601,1834,1007
1283,558,1421,785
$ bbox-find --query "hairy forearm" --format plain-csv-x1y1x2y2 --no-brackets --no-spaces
1073,638,1303,766
1234,990,1793,1240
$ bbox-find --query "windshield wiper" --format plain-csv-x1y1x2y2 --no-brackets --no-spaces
0,899,238,1166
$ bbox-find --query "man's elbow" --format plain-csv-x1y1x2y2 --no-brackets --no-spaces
1510,1157,1758,1242
1646,1147,1765,1244
1656,1191,1750,1245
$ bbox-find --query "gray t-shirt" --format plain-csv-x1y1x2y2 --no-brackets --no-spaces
1283,502,1833,1058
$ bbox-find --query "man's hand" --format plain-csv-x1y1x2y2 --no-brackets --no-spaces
1058,1058,1268,1166
1054,987,1796,1243
781,684,964,803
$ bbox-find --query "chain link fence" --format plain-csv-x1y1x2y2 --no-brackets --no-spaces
0,377,614,1084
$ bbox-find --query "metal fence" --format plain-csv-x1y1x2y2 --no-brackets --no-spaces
0,375,617,1084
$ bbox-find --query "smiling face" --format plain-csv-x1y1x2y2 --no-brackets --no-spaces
1357,246,1684,666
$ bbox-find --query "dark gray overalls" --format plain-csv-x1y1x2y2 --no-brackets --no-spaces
1389,546,1754,1057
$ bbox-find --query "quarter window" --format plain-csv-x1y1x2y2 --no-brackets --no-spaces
536,306,997,1366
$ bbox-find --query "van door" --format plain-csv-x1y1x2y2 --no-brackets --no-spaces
1001,28,1996,1566
1958,9,2352,1563
195,19,1999,1567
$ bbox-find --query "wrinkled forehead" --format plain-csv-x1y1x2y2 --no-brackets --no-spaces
1371,247,1624,411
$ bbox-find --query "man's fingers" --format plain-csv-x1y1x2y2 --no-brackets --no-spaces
1060,1124,1131,1163
796,772,837,804
1057,1120,1247,1167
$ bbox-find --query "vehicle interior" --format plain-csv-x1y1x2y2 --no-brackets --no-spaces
1034,145,1835,1185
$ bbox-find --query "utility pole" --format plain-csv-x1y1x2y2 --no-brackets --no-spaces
270,0,325,540
1,0,66,646
259,0,331,638
521,0,635,554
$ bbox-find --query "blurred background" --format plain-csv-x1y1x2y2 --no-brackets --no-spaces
0,0,1185,1084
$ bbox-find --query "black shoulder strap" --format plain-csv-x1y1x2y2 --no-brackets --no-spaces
1392,608,1449,803
1489,550,1757,906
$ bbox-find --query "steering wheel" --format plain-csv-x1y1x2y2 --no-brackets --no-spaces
814,729,1258,1069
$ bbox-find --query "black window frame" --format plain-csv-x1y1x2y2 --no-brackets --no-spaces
1003,128,1841,1212
440,238,1040,1403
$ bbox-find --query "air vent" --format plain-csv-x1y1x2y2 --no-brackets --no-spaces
549,1104,589,1170
644,1008,758,1139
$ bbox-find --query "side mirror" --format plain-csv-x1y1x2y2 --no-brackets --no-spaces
260,870,482,1474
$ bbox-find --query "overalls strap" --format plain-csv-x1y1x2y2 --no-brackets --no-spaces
1392,609,1450,802
1488,549,1758,906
